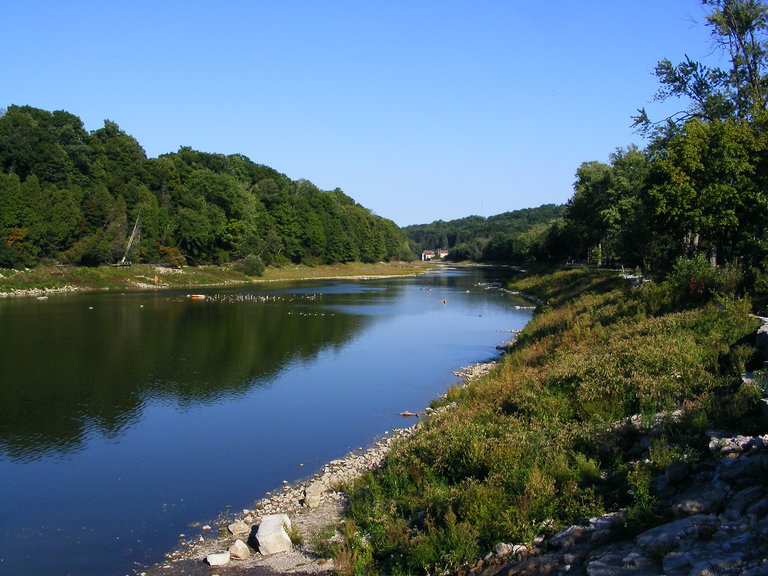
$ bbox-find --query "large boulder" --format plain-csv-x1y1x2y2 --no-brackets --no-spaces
229,539,251,560
205,550,230,566
635,514,719,557
256,514,293,555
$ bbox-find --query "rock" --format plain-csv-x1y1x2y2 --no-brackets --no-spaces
746,497,768,519
589,512,623,545
305,482,330,508
228,519,250,536
723,485,766,519
548,524,592,549
205,550,230,566
256,514,293,555
755,316,768,354
228,539,251,560
495,542,514,557
670,480,730,516
635,515,720,557
586,543,656,576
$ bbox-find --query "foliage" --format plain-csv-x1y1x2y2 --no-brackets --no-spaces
403,204,564,262
233,254,265,276
0,106,410,268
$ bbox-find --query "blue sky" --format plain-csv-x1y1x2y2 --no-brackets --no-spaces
2,1,719,226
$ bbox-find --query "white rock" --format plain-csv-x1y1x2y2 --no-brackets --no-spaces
229,539,251,560
257,514,293,555
205,550,230,566
228,519,250,536
305,482,331,508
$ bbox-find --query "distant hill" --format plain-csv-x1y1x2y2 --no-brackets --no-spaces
403,204,564,262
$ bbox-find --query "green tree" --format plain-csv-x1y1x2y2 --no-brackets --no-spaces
648,117,767,266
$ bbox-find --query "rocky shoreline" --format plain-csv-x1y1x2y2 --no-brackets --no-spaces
463,424,768,576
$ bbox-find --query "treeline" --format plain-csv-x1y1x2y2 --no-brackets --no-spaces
534,0,768,294
403,204,564,262
406,0,768,294
0,105,412,270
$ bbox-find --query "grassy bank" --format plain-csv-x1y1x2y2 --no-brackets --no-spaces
335,268,767,575
0,261,432,295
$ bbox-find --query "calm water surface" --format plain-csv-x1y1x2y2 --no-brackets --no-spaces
0,266,532,576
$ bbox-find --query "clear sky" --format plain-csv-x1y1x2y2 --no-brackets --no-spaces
2,1,720,226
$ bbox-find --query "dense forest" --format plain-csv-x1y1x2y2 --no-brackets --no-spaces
403,204,564,262
0,106,412,270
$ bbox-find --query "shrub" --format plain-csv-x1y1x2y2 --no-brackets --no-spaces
234,254,265,276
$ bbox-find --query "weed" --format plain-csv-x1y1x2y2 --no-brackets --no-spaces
285,521,304,546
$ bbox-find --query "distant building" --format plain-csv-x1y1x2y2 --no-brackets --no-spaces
421,249,449,261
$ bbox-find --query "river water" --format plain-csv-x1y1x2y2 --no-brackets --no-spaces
0,266,532,576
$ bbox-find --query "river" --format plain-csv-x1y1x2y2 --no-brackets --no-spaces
0,266,532,576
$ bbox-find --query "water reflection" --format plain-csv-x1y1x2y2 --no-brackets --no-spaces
0,266,531,576
0,288,373,462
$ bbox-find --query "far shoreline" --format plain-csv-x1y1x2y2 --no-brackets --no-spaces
0,261,438,298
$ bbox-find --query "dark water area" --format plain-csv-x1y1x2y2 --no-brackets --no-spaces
0,266,533,576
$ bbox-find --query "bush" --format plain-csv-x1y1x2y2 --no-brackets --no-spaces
234,254,265,276
667,254,743,308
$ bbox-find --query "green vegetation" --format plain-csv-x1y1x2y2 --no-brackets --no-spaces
0,108,412,270
0,261,430,294
403,204,564,262
337,268,765,574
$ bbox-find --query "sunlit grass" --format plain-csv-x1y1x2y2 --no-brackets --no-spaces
337,268,763,575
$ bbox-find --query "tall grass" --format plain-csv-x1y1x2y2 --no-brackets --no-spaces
339,267,763,575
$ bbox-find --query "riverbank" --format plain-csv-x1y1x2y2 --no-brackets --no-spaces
331,268,768,575
0,261,432,297
136,361,499,576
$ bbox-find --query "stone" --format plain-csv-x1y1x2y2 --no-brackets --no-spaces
305,482,330,508
589,512,623,545
723,486,766,519
228,519,250,536
746,497,768,519
635,515,720,557
229,539,251,560
755,316,768,354
670,481,729,516
662,550,694,575
205,550,230,566
256,514,293,555
548,524,591,549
